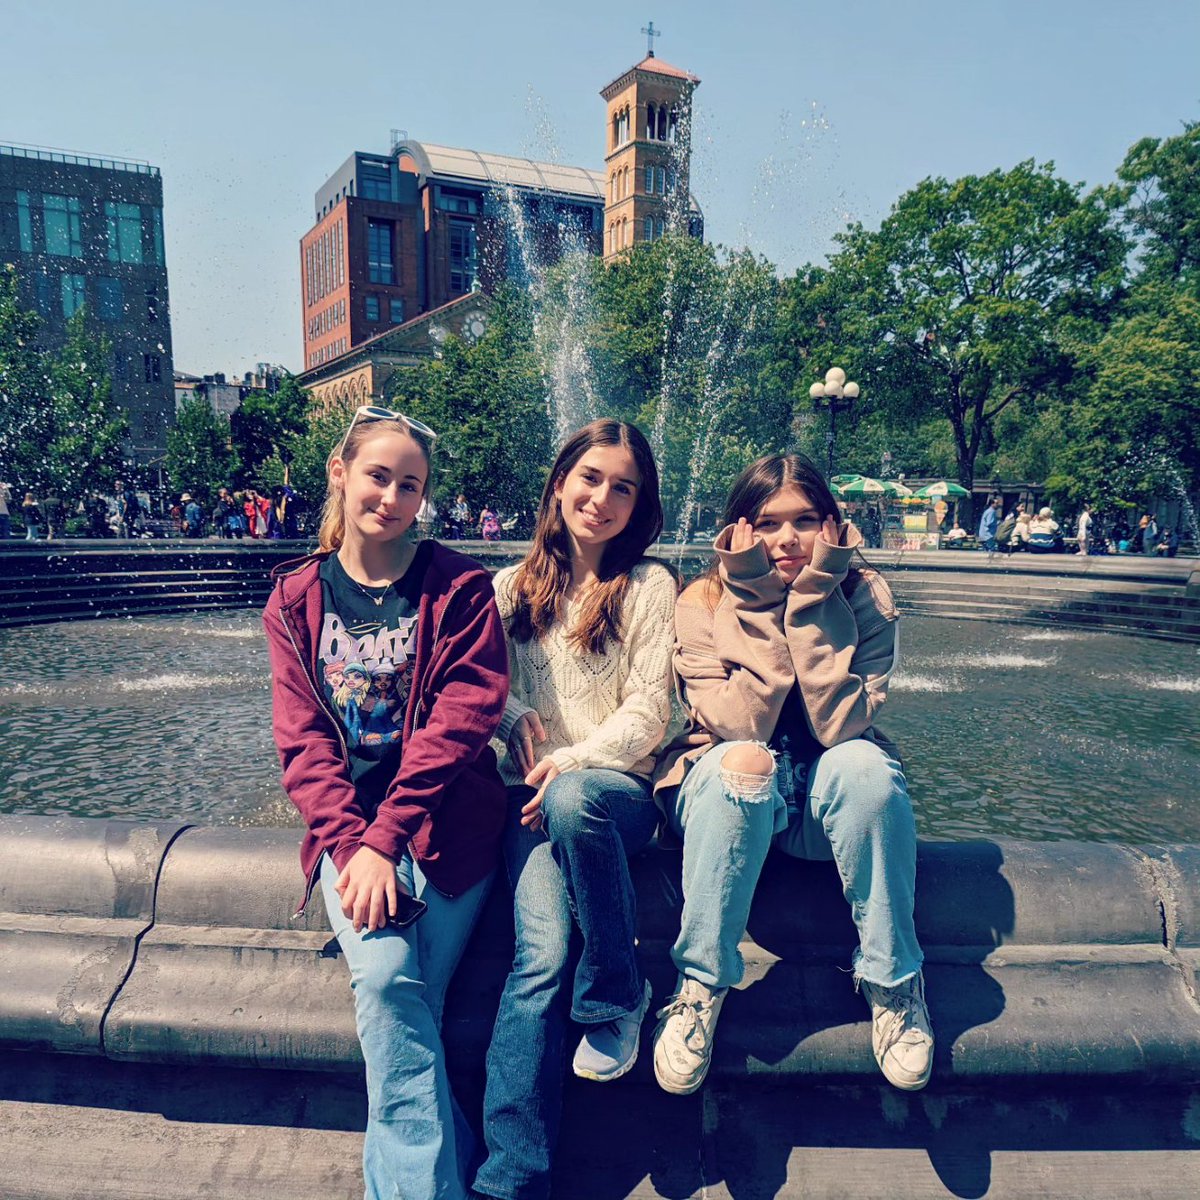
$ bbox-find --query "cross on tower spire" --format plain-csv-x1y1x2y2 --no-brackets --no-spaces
641,21,660,57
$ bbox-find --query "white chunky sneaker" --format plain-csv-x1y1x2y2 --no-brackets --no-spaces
572,979,653,1082
859,970,934,1091
652,974,727,1095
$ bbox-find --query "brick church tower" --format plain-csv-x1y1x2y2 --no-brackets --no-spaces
600,29,700,260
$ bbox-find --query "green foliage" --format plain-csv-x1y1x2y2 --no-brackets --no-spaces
0,271,127,504
257,401,350,518
1118,121,1200,292
1044,282,1200,507
229,374,310,484
166,394,236,507
801,161,1129,491
386,287,552,520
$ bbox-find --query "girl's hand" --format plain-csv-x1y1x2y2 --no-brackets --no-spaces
820,515,840,547
335,845,399,934
521,758,562,831
729,517,758,554
508,710,547,778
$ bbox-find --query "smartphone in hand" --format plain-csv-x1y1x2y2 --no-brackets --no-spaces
384,890,428,930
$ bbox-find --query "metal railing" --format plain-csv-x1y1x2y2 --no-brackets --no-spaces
0,142,159,176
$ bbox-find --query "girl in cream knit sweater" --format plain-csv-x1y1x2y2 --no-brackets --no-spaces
470,421,676,1200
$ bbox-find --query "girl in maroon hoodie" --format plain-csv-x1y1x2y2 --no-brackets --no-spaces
263,405,509,1200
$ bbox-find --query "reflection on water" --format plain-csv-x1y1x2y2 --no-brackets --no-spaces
0,612,1197,844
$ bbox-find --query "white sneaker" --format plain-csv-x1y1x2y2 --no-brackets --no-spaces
652,974,727,1095
859,970,934,1091
572,979,653,1082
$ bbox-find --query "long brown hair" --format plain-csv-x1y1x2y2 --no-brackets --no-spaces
702,451,863,599
317,416,434,552
509,419,663,655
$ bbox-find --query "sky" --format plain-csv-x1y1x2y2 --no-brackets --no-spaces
5,0,1199,376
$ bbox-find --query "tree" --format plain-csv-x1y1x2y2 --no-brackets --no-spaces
1044,282,1200,506
0,273,127,504
166,393,236,506
818,162,1128,496
386,287,552,522
40,309,128,504
1118,120,1200,292
229,374,309,484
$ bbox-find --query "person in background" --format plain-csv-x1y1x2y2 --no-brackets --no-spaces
118,480,141,539
41,492,63,540
1027,506,1062,553
1076,504,1092,556
480,503,502,542
1011,509,1032,550
449,493,471,540
1142,513,1160,557
944,519,967,544
977,497,1002,551
0,480,13,541
21,492,41,541
182,493,203,538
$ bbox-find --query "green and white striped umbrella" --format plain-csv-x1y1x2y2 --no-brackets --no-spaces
912,480,971,499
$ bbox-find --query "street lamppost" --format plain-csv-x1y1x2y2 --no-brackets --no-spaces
809,367,859,478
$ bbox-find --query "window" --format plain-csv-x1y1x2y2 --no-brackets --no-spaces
657,167,666,195
645,165,654,194
365,295,380,321
61,273,85,317
644,216,653,242
647,106,657,140
437,189,479,215
367,220,393,284
143,353,161,383
16,191,32,252
448,220,476,294
657,218,665,239
106,202,143,264
145,286,158,322
96,276,123,321
44,194,82,257
667,168,677,196
150,207,164,265
389,299,405,325
361,171,391,201
35,271,53,315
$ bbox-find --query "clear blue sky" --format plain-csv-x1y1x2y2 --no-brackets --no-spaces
7,0,1199,375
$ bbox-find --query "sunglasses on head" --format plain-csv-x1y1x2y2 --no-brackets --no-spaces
335,405,438,460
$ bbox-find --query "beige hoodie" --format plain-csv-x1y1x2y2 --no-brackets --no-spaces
655,520,899,798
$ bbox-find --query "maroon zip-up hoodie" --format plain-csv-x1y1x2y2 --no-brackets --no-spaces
263,543,509,912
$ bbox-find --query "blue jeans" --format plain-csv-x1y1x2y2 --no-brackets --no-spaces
474,770,659,1200
668,738,922,990
320,852,492,1200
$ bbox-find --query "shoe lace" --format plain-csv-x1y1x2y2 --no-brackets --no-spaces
866,975,927,1047
656,986,717,1053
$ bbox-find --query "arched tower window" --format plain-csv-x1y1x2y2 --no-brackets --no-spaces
612,112,619,150
644,216,653,242
669,108,679,143
647,105,657,140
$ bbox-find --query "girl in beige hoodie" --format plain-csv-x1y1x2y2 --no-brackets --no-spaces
651,452,933,1096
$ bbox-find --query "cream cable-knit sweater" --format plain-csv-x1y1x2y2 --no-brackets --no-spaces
493,559,678,785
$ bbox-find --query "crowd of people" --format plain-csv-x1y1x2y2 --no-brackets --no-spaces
973,498,1185,556
264,408,933,1200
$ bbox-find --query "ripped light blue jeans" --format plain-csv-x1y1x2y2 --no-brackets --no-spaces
667,738,922,990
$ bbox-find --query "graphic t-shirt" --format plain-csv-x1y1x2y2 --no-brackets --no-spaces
318,542,432,815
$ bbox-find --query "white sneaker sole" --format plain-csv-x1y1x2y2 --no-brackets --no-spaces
573,979,653,1083
652,1042,712,1096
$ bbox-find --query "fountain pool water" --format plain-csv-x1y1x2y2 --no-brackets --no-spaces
2,611,1196,843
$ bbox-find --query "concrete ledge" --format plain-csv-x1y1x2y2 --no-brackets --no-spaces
4,817,1200,1087
0,817,189,1053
